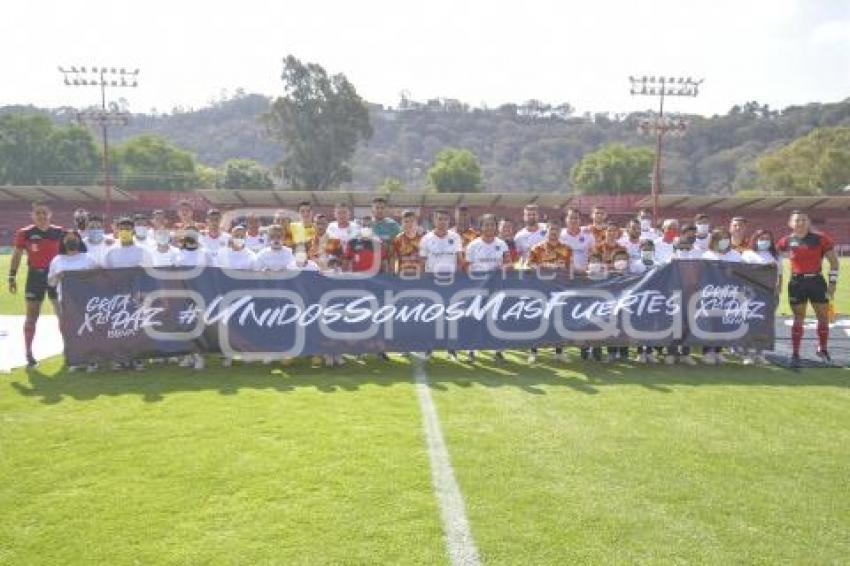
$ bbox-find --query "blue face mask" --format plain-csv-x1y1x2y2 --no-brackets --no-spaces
87,228,104,243
757,240,771,251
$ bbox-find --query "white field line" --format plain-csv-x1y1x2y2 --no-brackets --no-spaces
413,360,481,566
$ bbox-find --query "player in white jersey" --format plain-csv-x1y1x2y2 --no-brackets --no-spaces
464,214,511,363
419,209,463,361
514,204,547,263
175,229,215,268
693,213,712,254
82,214,113,266
245,213,266,252
617,218,643,261
560,208,595,273
326,203,361,249
254,224,295,271
149,228,179,267
104,217,152,269
637,208,659,241
199,208,231,261
218,225,257,270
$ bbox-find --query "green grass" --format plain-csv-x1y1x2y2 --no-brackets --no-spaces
3,253,849,317
1,353,849,564
0,254,54,316
426,354,850,563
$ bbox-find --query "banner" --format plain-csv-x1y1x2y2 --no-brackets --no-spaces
58,261,777,364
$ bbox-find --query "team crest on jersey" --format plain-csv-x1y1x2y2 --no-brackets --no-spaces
448,238,455,245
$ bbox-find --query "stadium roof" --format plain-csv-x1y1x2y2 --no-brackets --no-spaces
196,189,581,209
635,194,850,211
0,185,136,203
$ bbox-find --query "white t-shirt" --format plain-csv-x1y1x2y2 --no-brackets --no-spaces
559,228,596,270
219,247,256,270
465,237,508,272
200,232,231,259
653,239,676,264
47,253,97,290
419,231,462,273
176,248,215,267
104,245,151,269
83,239,113,266
292,260,320,272
693,235,711,254
246,232,266,253
326,221,361,247
255,246,295,271
674,248,702,260
629,259,659,274
149,245,179,267
617,236,643,261
514,224,547,259
702,249,742,262
742,250,778,266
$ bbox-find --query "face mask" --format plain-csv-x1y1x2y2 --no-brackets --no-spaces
65,240,80,252
118,229,134,245
88,228,104,244
360,227,373,239
641,249,654,260
663,228,678,243
295,251,307,266
757,240,771,251
614,260,629,271
717,239,731,252
640,219,651,231
231,237,245,248
270,238,282,248
183,239,198,251
134,226,147,239
588,262,603,274
155,231,170,246
696,223,710,235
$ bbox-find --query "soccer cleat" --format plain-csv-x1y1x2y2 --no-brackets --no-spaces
592,349,603,363
647,351,659,364
178,356,193,368
816,349,834,366
494,352,506,363
702,351,717,365
334,354,346,366
527,352,537,364
789,354,802,369
754,354,770,365
715,352,728,364
467,351,476,363
378,352,390,362
742,356,754,366
323,354,334,367
26,355,38,368
67,365,79,373
448,350,459,362
192,354,204,371
636,352,648,364
86,362,98,373
132,360,146,371
222,357,232,368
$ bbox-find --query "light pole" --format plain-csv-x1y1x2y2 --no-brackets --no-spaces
59,66,139,222
629,75,702,222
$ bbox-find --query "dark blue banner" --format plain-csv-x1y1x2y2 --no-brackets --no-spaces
58,261,777,364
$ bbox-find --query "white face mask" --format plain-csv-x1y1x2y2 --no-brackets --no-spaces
88,228,104,243
641,250,654,261
696,223,710,235
295,251,308,266
717,239,731,252
640,219,652,231
588,262,603,274
231,237,245,248
757,240,771,251
154,231,170,246
134,226,148,239
614,260,629,271
360,227,373,239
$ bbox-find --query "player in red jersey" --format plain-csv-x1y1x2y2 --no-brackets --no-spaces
7,203,65,367
776,210,839,367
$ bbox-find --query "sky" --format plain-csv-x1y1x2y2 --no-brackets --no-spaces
2,0,848,117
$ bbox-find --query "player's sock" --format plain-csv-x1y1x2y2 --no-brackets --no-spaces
816,320,829,352
23,323,36,359
791,320,804,357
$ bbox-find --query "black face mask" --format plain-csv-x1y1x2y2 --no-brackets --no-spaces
182,239,199,250
65,240,80,252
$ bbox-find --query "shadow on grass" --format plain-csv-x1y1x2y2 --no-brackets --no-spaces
8,351,850,405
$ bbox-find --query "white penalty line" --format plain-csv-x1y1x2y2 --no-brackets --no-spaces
412,359,481,566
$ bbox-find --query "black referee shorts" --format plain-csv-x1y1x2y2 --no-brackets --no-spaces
24,269,57,302
788,274,828,306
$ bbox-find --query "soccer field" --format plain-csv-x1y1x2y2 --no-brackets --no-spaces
1,353,849,564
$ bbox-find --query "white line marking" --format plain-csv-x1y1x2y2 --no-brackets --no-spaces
413,360,481,566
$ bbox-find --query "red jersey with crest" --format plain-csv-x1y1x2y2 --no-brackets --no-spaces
776,231,834,274
14,224,64,269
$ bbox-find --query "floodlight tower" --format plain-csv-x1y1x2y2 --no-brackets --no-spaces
59,66,139,222
628,75,702,222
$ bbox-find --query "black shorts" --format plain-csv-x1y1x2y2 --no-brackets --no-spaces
24,269,57,302
788,274,828,306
